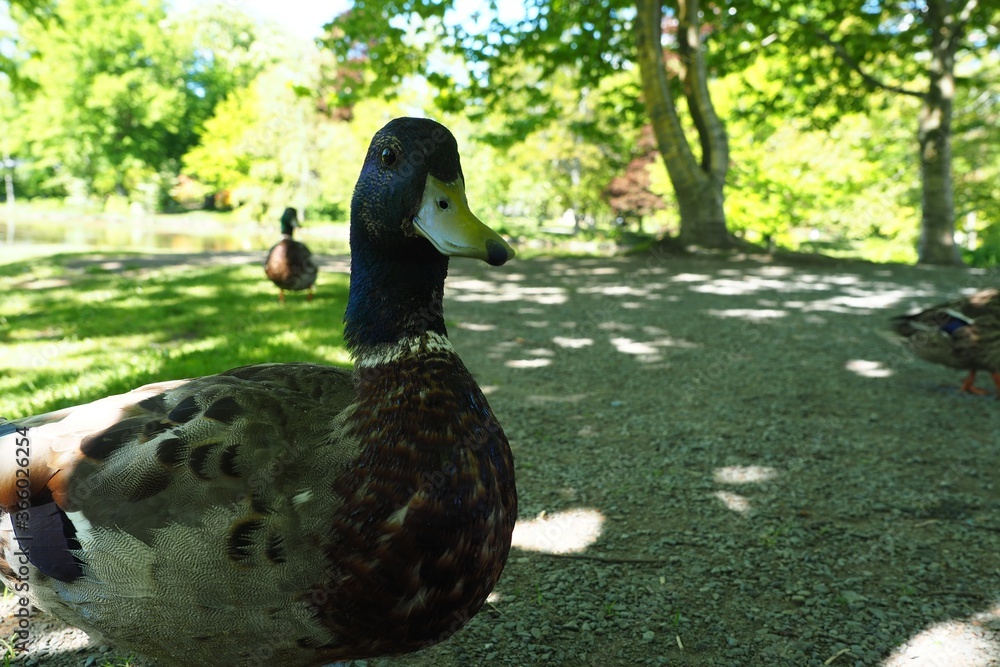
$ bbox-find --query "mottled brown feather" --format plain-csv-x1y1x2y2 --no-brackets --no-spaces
265,239,318,291
308,351,516,658
2,345,514,665
892,288,1000,372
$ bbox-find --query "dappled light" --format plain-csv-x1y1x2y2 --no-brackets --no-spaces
788,290,928,313
883,606,1000,667
578,284,653,297
669,272,714,283
511,508,605,555
609,334,698,362
608,336,679,362
457,322,496,332
20,276,74,290
674,270,947,316
846,359,894,378
0,254,352,417
448,279,569,305
707,307,788,320
506,358,553,369
712,466,780,514
525,393,589,404
610,337,662,356
712,490,752,513
714,466,780,485
690,276,789,296
552,336,593,348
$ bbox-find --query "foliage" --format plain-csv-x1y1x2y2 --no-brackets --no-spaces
184,66,402,221
4,0,269,200
724,0,998,122
156,4,279,169
321,0,734,248
0,0,56,87
1,0,995,266
717,59,923,261
472,70,642,229
725,0,1000,264
323,0,640,143
322,1,648,226
953,51,1000,266
603,125,665,229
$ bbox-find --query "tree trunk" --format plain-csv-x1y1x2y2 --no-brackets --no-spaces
918,98,960,265
633,0,730,248
917,0,963,265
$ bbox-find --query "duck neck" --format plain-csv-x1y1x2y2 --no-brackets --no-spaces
344,245,450,360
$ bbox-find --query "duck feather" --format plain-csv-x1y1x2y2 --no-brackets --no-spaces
0,118,517,665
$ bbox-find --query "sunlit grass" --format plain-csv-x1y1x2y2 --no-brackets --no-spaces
1,252,351,419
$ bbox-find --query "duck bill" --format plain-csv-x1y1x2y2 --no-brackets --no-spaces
413,175,515,266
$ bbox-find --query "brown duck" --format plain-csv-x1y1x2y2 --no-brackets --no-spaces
0,117,517,665
265,207,318,303
891,288,1000,397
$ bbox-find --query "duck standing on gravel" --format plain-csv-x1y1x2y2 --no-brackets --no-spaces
891,288,1000,397
0,117,517,666
265,206,319,303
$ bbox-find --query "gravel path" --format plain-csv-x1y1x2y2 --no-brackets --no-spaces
4,250,1000,667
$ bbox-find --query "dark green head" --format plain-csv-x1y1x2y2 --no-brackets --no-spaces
349,117,514,267
344,118,514,350
280,207,299,236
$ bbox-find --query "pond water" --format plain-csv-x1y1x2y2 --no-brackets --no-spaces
0,211,348,254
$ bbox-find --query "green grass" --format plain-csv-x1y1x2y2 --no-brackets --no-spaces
99,657,137,667
0,636,15,667
1,251,351,419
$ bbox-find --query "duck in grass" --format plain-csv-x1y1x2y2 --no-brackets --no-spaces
265,206,319,303
0,117,517,666
891,288,1000,397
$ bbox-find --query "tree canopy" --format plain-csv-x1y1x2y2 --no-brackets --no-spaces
729,0,999,264
324,0,999,263
4,0,269,198
0,0,997,266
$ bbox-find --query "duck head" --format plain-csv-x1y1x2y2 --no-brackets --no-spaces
279,207,299,236
345,118,514,352
350,117,514,267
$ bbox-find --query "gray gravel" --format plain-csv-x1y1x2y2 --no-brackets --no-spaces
4,250,1000,666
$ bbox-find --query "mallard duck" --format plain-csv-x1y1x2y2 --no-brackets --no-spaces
891,288,1000,396
0,117,517,665
265,207,319,303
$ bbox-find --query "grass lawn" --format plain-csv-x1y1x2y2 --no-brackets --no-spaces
1,251,351,420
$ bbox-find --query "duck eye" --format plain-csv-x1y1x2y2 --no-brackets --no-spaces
380,148,397,167
438,199,449,210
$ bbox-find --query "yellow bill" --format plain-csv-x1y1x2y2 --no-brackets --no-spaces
413,175,515,266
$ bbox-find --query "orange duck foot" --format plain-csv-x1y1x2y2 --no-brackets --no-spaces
959,370,990,396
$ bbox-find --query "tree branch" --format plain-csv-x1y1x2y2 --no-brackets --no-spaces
677,0,725,177
802,21,926,100
632,0,698,179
